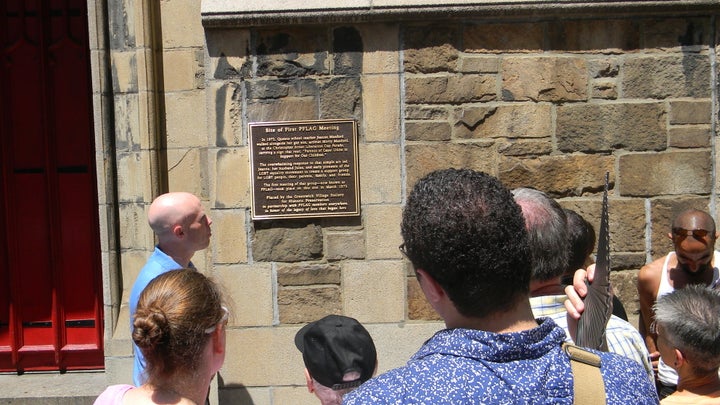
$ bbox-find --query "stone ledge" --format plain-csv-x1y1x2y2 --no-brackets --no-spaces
0,371,106,404
201,0,720,28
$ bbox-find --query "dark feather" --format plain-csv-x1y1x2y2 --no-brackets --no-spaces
576,172,613,351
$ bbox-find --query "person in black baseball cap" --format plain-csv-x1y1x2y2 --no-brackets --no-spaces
294,314,377,405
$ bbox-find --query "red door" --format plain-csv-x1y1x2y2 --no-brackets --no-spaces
0,0,103,372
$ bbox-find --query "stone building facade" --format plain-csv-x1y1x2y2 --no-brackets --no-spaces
6,1,719,404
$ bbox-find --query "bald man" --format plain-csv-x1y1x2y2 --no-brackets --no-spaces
637,209,719,398
129,192,212,386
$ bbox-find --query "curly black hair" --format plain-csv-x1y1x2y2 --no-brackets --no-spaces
401,169,531,318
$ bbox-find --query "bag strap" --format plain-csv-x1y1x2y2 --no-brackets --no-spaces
563,343,606,405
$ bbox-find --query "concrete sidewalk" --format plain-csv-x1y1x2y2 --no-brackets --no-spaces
0,371,106,404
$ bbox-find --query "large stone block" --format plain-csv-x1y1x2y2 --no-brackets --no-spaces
405,75,496,104
361,74,400,142
405,105,449,120
502,57,587,102
622,55,711,99
365,322,444,373
648,197,711,259
110,51,138,94
252,221,323,262
208,82,242,147
319,77,362,119
116,151,151,202
561,198,646,252
464,23,543,52
214,264,273,326
163,48,204,91
499,155,614,197
669,100,712,124
160,0,205,48
113,94,141,151
359,23,400,74
404,25,460,73
611,270,641,329
497,139,553,156
205,29,251,79
333,26,363,75
343,260,405,323
668,126,711,148
165,90,208,148
451,104,552,139
247,98,318,122
557,103,667,152
255,28,330,77
359,143,401,204
166,148,205,197
364,205,403,260
325,230,366,260
457,55,500,73
406,121,451,141
212,209,248,264
618,151,712,196
547,19,640,51
213,148,250,208
643,17,712,50
405,142,497,190
222,328,303,386
277,263,341,286
278,285,341,324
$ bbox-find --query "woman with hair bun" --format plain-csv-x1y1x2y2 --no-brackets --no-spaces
94,268,228,404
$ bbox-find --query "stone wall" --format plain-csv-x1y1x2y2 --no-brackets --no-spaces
96,1,720,404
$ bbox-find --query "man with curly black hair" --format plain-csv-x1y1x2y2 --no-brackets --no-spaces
343,168,657,404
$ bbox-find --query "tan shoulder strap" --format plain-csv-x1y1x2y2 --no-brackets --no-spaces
563,343,606,405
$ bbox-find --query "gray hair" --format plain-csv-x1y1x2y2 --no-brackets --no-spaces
512,188,569,282
653,285,720,374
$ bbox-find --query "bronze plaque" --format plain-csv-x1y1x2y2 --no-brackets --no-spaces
249,119,360,220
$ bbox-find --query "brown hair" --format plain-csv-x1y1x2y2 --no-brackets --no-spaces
132,268,224,383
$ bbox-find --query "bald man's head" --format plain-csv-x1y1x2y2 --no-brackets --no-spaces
670,209,718,274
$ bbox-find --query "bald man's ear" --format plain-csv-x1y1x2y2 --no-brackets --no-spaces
172,224,184,238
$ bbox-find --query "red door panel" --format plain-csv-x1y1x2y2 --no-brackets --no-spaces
0,0,103,372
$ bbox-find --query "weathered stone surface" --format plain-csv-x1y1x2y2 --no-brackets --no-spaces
205,28,250,79
588,58,620,78
362,74,400,142
408,278,441,321
464,23,543,52
610,270,641,329
278,286,341,324
618,151,712,197
359,143,401,204
497,139,553,156
669,100,712,124
246,80,290,99
547,20,640,51
253,222,323,262
591,79,617,100
213,209,248,264
208,82,242,147
457,56,499,73
364,205,403,260
214,148,250,208
623,55,711,98
359,23,400,74
406,121,451,141
610,253,647,271
563,198,646,252
277,263,341,286
668,126,711,148
405,75,496,104
557,103,666,152
502,57,588,102
451,104,552,139
343,261,405,323
333,26,363,75
648,197,711,259
643,18,712,49
499,155,614,197
404,25,459,73
247,98,317,122
319,77,362,119
325,231,366,261
255,28,330,77
406,142,497,189
405,105,449,120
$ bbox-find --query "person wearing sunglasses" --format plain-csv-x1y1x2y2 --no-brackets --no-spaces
94,268,228,404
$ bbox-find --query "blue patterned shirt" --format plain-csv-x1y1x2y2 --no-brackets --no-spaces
530,294,654,382
343,318,658,404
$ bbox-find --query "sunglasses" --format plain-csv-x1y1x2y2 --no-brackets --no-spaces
671,227,712,240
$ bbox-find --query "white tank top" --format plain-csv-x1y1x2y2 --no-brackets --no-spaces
656,250,720,385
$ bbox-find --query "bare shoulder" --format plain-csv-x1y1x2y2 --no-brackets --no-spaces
638,255,665,294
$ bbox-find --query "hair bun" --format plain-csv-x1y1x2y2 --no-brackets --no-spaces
132,306,169,351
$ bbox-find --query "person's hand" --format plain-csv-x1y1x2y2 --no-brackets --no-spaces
564,264,595,319
649,351,660,375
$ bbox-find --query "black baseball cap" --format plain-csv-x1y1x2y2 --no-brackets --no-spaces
294,315,377,390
